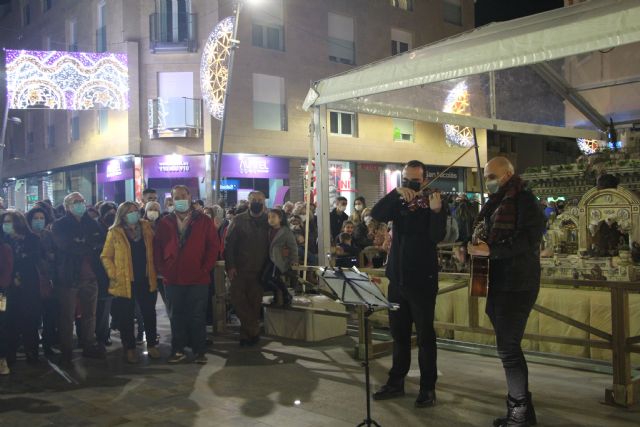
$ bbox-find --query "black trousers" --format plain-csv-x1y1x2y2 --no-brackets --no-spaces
41,296,59,349
387,282,438,391
486,288,539,401
165,285,208,355
1,286,41,360
95,295,112,344
112,280,158,350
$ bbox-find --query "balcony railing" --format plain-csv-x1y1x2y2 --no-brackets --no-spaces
149,12,197,53
148,97,203,138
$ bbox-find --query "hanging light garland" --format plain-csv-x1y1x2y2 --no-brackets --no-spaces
443,81,474,148
5,49,129,110
200,16,235,120
576,138,603,155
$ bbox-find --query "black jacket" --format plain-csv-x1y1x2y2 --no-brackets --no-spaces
51,212,108,289
482,188,545,292
371,190,446,289
330,209,348,242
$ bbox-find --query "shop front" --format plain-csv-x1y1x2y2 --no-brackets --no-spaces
218,154,290,208
384,164,466,195
143,155,206,206
97,157,135,204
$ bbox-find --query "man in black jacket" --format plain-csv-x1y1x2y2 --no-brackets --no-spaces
371,160,446,408
51,192,107,363
468,157,545,427
329,196,349,242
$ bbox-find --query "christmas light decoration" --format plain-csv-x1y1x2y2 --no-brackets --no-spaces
443,81,474,148
5,49,129,110
576,138,603,155
200,16,235,120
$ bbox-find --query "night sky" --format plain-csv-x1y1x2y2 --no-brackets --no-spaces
475,0,565,26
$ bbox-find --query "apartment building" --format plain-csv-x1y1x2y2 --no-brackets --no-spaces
0,0,476,211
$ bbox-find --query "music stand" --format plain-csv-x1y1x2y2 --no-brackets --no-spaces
317,266,397,427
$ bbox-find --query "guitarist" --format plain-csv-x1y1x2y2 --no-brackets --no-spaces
370,160,446,408
468,157,545,427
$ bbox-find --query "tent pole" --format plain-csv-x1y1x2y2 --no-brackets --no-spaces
313,106,331,266
302,120,314,281
472,128,485,204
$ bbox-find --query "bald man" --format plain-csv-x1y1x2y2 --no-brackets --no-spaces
468,157,545,427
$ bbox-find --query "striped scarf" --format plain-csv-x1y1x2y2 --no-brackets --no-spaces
478,175,525,245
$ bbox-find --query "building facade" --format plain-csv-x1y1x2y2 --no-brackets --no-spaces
0,0,478,212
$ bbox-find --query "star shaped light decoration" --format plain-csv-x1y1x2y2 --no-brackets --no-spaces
200,16,235,120
577,138,603,155
5,49,128,110
443,81,474,148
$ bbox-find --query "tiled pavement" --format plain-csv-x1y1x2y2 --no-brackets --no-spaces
1,310,639,427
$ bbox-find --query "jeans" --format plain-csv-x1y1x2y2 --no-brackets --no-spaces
486,288,539,401
112,280,158,350
58,280,98,358
387,283,438,391
165,284,208,355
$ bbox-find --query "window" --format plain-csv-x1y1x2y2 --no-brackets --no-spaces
23,2,31,26
42,0,53,12
97,1,107,52
329,111,356,137
68,20,78,51
253,73,287,131
391,28,411,55
393,118,414,142
252,0,284,51
98,110,108,134
328,13,354,65
391,0,413,11
443,0,462,26
70,112,80,141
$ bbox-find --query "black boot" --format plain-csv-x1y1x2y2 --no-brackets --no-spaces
493,394,531,427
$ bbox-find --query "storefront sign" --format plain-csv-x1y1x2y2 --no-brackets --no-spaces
425,166,463,192
212,179,239,191
144,155,206,179
97,158,134,183
221,155,289,179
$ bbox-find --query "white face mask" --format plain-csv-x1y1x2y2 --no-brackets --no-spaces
167,206,175,213
147,211,160,221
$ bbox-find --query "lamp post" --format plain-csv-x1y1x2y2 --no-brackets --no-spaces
212,1,242,204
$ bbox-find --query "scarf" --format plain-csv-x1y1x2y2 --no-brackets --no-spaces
477,175,525,245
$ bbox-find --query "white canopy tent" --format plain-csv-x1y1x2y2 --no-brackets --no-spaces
304,0,640,263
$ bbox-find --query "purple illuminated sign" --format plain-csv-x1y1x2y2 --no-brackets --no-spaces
97,159,134,183
5,49,129,110
221,155,289,179
144,155,206,179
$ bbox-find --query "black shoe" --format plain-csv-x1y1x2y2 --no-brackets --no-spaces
239,339,248,347
415,389,436,408
194,353,208,364
372,384,405,401
246,336,260,347
82,345,106,359
493,393,536,427
494,395,530,427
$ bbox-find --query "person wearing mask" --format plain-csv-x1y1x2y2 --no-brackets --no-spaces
95,201,118,347
140,189,158,216
264,209,298,307
468,157,545,427
26,206,57,356
0,211,44,365
330,196,349,242
371,160,446,408
144,201,166,308
0,241,14,374
154,185,219,364
98,202,118,234
354,196,366,213
101,202,160,363
163,196,175,215
224,191,270,347
51,192,107,364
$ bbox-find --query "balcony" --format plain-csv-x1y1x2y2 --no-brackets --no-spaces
149,12,197,53
148,97,202,138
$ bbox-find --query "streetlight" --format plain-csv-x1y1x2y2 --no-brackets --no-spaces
202,0,262,204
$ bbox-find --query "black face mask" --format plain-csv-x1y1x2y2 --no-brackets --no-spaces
250,202,263,214
402,180,421,192
102,212,116,227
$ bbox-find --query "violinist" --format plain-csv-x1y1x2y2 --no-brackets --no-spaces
370,160,447,408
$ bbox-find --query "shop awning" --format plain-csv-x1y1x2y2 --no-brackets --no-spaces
303,0,640,139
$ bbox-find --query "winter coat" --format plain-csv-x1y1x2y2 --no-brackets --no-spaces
330,209,348,241
224,211,270,274
371,190,446,289
0,242,14,289
51,212,108,288
269,227,298,273
153,210,219,286
101,221,157,299
3,233,43,296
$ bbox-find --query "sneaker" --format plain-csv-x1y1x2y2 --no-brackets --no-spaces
0,358,10,375
194,353,208,364
126,349,139,364
147,346,161,360
167,352,187,364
